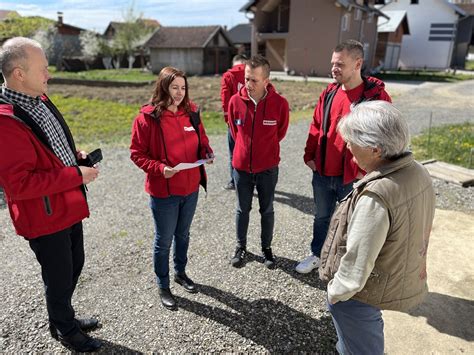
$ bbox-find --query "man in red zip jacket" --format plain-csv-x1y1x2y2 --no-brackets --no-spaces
228,55,289,269
220,54,246,190
0,37,102,352
296,40,392,274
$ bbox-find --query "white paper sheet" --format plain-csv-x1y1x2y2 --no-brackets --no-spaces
173,157,214,171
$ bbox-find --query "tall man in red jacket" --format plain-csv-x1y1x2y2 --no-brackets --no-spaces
0,37,102,352
228,55,289,269
221,54,246,190
296,40,391,274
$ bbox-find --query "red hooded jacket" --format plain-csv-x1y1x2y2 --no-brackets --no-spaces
220,63,245,123
0,97,89,239
228,84,289,173
130,104,213,198
304,76,392,185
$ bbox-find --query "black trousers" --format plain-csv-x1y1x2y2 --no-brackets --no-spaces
28,222,84,336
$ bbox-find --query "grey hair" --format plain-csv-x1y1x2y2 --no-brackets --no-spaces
337,100,410,159
0,37,43,78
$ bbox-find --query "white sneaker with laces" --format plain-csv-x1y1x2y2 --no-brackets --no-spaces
295,254,320,274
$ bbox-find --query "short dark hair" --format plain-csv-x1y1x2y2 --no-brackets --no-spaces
246,55,270,78
232,54,247,65
334,39,364,60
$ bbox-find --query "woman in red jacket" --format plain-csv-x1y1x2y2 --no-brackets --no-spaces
130,67,213,310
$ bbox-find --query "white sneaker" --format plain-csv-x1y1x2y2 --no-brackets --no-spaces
295,254,320,274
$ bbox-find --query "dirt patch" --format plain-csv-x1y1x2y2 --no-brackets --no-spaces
48,76,327,112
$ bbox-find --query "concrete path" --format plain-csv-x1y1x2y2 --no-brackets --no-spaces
384,209,474,354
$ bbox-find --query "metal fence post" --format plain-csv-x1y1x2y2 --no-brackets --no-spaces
427,111,433,158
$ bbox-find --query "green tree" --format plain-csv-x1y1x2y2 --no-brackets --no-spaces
112,4,156,69
0,15,54,38
80,30,101,69
33,25,57,61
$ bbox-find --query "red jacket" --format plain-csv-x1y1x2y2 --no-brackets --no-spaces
0,98,89,239
228,84,289,173
130,104,213,198
220,63,245,123
303,76,392,185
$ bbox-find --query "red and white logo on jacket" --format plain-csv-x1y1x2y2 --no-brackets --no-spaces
263,119,277,126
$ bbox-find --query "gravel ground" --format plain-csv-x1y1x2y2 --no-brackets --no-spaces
0,81,473,353
391,80,474,134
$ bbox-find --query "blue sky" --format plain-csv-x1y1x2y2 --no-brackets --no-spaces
0,0,250,33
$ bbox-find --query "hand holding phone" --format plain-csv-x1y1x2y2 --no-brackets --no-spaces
78,148,103,167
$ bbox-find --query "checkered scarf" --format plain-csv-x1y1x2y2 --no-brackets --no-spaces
2,86,77,166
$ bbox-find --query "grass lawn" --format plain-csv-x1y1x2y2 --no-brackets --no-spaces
53,94,312,150
373,70,473,82
465,60,474,71
50,68,157,82
50,94,139,150
411,122,474,168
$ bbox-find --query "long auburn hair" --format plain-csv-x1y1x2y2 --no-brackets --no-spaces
150,66,192,117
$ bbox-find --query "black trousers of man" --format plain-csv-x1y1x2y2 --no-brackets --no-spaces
28,222,84,337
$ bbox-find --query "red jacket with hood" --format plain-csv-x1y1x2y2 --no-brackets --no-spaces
304,76,392,185
221,63,245,123
228,84,289,173
130,103,213,198
0,96,89,239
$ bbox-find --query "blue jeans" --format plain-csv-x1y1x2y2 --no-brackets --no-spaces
328,299,384,355
311,172,353,257
234,167,279,249
227,128,235,184
150,191,198,289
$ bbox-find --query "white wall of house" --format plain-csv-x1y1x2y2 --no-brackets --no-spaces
150,48,203,75
382,0,459,69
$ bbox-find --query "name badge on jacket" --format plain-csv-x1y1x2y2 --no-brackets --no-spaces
263,119,277,126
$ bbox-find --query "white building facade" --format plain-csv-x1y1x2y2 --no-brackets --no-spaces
381,0,465,69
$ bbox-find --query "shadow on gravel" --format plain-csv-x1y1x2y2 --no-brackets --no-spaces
275,255,326,291
231,251,263,268
176,284,337,352
273,190,314,215
95,339,144,354
407,292,474,341
232,249,325,291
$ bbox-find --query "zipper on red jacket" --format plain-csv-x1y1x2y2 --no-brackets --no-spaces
158,122,171,196
249,103,257,173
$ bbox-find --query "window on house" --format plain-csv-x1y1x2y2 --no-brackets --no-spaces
341,13,350,32
363,42,370,62
411,0,419,4
355,9,362,21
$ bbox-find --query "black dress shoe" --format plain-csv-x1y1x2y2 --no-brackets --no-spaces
76,317,99,331
50,317,99,340
59,329,102,352
174,273,197,293
159,288,177,310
